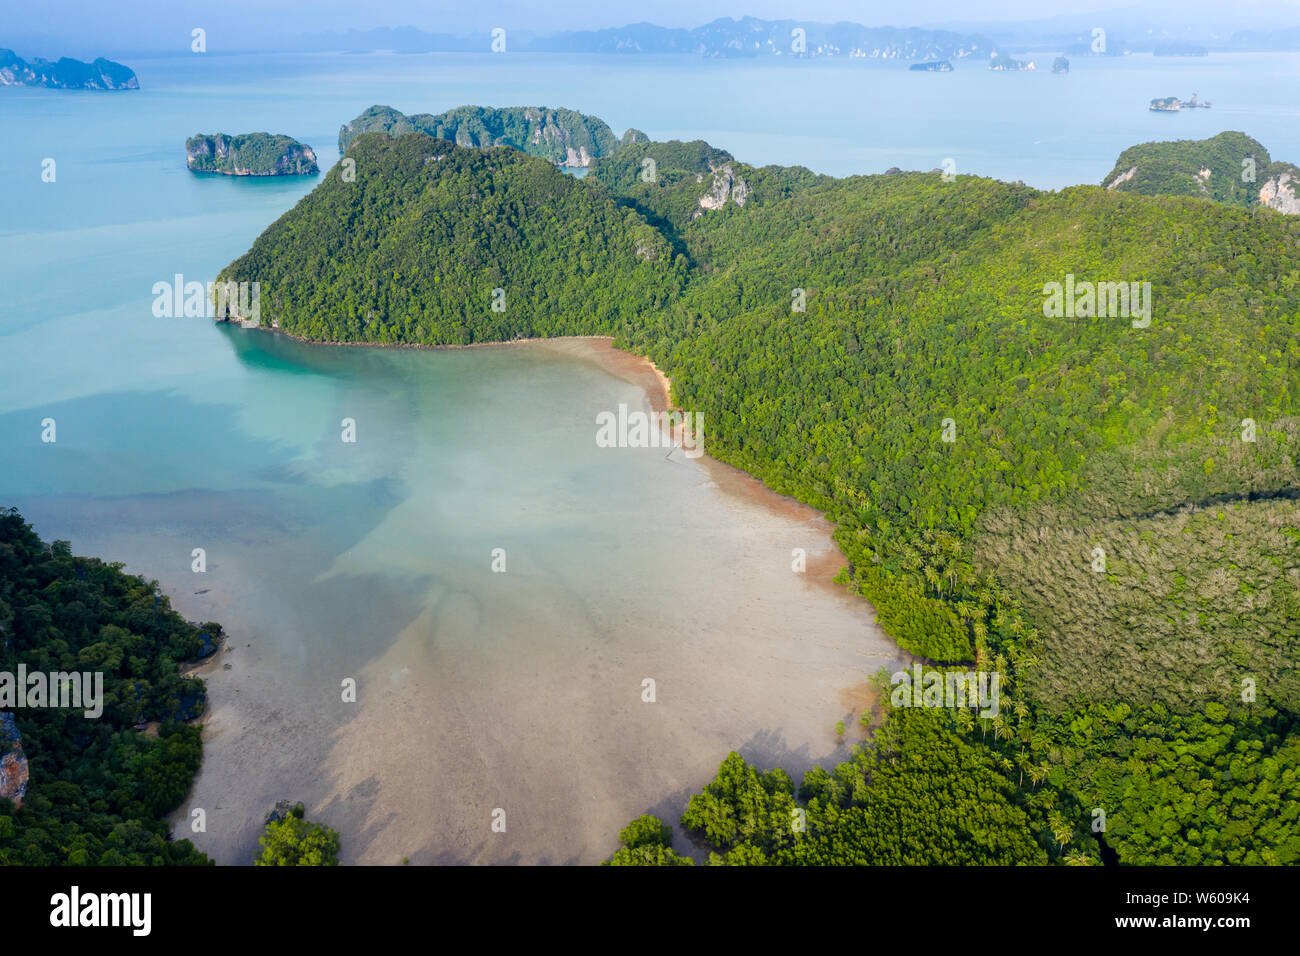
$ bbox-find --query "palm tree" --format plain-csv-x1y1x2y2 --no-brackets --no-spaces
1049,813,1074,850
923,564,940,595
955,708,975,735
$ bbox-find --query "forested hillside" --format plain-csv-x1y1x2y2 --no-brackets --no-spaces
0,509,216,865
218,126,1300,865
1103,130,1300,214
222,133,683,343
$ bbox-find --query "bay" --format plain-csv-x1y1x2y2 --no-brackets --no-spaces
2,48,1296,863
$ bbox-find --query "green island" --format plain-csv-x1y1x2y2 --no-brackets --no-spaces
186,133,319,177
1104,130,1300,214
338,105,625,167
215,119,1300,865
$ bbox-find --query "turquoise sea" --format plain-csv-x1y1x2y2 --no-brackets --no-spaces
2,50,1297,863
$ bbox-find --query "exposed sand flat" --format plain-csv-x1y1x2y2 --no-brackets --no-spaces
32,335,899,865
298,339,901,864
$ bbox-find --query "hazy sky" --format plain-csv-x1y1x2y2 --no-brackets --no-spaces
7,0,1300,55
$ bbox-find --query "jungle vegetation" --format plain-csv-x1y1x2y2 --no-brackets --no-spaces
0,508,216,865
217,125,1300,866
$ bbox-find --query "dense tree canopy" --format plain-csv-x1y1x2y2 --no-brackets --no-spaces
222,129,1300,866
0,509,215,865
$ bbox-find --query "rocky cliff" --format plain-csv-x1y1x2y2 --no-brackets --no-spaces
0,712,29,808
1259,167,1300,214
695,163,750,215
187,133,319,176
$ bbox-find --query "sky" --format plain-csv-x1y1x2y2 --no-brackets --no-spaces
6,0,1300,56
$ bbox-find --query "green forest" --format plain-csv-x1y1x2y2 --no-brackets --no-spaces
1102,130,1300,208
0,509,216,865
217,124,1300,865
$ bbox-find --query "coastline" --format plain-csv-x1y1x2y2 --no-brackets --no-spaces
226,323,864,600
219,323,869,601
164,326,900,864
529,335,862,601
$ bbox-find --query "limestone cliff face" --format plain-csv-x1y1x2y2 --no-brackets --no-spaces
695,163,750,215
563,145,593,168
1259,170,1300,215
186,133,319,176
1106,165,1137,190
0,712,29,808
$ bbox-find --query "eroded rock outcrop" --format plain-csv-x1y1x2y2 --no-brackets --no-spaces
1259,170,1300,215
696,163,749,214
0,712,29,808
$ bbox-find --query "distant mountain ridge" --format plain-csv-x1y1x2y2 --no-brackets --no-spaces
303,17,995,60
530,17,995,59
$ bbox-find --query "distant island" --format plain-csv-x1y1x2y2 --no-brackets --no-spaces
0,49,137,90
339,105,625,168
1149,94,1211,111
186,133,319,176
909,60,952,72
1102,130,1298,214
989,51,1035,71
1051,56,1069,74
1154,43,1209,56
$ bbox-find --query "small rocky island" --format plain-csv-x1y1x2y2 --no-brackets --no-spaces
1052,56,1069,74
909,60,953,72
186,133,319,176
989,52,1035,71
0,49,138,90
1149,94,1211,112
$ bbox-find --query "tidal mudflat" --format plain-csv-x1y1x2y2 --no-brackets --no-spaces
124,334,902,865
